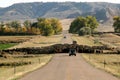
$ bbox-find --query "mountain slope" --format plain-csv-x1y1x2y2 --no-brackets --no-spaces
0,2,120,22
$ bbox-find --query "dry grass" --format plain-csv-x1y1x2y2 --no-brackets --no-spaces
0,54,53,80
9,35,62,49
0,36,34,43
95,33,120,48
72,35,101,46
97,24,114,32
82,54,120,77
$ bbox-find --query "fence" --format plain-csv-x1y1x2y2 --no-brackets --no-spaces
0,55,52,80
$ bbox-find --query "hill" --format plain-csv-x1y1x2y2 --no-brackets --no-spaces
0,2,120,23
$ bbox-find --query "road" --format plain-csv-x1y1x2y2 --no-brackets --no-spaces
60,30,73,44
20,53,119,80
20,31,119,80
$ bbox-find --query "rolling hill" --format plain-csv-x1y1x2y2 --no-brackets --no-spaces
0,2,120,23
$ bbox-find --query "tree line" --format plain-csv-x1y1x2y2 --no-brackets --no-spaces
69,16,120,36
0,18,62,36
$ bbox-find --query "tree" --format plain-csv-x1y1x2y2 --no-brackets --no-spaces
38,19,54,36
23,20,31,28
79,27,91,36
69,16,98,35
0,21,5,33
86,16,98,33
36,18,62,36
49,18,62,34
10,21,21,32
113,16,120,32
69,16,87,33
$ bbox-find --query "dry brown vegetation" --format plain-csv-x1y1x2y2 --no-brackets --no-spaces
72,35,101,46
0,54,52,80
95,33,120,49
9,35,62,49
82,54,120,77
0,36,34,44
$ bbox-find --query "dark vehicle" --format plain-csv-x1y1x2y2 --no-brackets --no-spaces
69,48,76,56
64,36,66,38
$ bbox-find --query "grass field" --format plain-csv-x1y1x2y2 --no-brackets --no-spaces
0,54,53,80
72,35,101,46
10,35,62,49
0,36,34,43
0,43,17,50
82,54,120,77
0,34,62,80
95,33,120,48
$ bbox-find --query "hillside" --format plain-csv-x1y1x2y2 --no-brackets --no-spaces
0,2,120,23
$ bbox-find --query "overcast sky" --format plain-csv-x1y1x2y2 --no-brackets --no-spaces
0,0,120,7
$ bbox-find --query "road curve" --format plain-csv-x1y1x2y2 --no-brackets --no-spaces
20,54,119,80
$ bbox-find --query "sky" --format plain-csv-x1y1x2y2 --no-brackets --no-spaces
0,0,120,7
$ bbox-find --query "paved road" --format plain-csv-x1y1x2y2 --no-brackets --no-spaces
60,30,73,44
20,31,119,80
20,54,119,80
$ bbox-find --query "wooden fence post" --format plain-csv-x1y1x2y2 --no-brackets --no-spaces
104,59,106,68
39,59,41,64
14,64,16,74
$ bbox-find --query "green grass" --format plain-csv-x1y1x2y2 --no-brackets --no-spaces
82,54,120,77
0,43,17,50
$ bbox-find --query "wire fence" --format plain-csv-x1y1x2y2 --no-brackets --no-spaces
0,55,52,80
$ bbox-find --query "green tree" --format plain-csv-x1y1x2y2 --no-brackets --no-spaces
69,16,98,35
37,19,54,36
23,20,31,28
0,21,5,33
49,18,62,34
36,18,62,36
69,16,87,33
79,27,91,36
10,21,21,32
113,16,120,32
86,16,98,33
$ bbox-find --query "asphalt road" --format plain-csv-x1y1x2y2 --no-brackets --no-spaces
20,31,119,80
20,54,119,80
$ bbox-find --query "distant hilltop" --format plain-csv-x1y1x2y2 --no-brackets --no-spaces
0,2,120,23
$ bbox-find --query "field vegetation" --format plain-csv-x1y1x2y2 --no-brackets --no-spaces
72,34,101,46
0,36,33,44
10,35,62,49
0,43,17,50
82,54,120,77
0,54,53,80
94,33,120,48
0,36,35,50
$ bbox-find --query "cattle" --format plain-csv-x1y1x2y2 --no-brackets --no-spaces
1,44,118,57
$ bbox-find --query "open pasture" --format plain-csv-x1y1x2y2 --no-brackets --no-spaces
95,33,120,48
82,54,120,77
0,36,34,44
9,35,62,49
72,35,101,46
0,54,52,80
